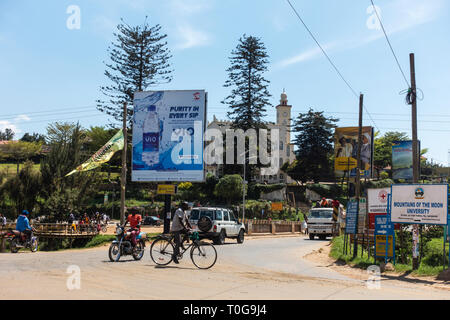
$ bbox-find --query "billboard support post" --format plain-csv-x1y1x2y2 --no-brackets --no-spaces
164,191,171,234
120,102,127,225
410,53,420,270
353,93,363,258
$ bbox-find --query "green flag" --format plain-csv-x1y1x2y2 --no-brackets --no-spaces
66,129,124,176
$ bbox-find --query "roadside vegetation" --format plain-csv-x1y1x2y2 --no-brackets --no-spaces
330,234,449,276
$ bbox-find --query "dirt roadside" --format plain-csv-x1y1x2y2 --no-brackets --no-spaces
303,240,450,291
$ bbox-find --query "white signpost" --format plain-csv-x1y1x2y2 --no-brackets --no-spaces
390,184,448,225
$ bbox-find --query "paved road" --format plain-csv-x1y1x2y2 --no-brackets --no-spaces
1,235,449,299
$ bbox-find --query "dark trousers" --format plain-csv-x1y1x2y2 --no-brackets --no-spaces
173,231,182,257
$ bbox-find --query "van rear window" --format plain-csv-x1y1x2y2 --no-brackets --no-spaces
309,210,333,218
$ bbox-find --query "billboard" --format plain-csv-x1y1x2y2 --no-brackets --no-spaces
334,127,373,178
132,90,206,182
390,184,448,225
392,140,414,180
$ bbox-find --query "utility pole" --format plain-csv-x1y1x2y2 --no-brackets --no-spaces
353,93,363,258
120,102,128,225
410,53,420,270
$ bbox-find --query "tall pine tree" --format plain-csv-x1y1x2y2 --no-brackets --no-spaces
286,109,338,183
97,18,173,123
222,34,271,130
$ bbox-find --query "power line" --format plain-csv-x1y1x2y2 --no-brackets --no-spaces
370,0,410,88
285,0,381,132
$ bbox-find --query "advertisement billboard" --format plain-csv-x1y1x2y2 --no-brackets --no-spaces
390,184,448,225
132,90,206,182
334,127,373,178
392,140,415,180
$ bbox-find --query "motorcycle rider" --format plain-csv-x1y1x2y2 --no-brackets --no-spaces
170,202,192,264
15,210,33,241
124,207,142,251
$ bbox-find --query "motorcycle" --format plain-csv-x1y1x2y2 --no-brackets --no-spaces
108,223,146,262
7,229,38,253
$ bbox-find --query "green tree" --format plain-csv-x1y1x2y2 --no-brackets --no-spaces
1,161,41,215
20,132,46,143
0,140,42,173
0,128,15,140
286,109,338,183
222,34,271,130
214,174,244,204
97,18,173,123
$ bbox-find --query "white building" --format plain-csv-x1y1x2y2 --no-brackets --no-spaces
206,91,296,184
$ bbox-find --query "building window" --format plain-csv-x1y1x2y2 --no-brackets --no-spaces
280,141,283,150
286,145,290,156
279,174,284,181
279,157,283,168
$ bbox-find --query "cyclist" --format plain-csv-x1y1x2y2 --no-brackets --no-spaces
170,202,192,264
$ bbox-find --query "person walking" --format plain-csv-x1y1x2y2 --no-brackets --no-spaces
170,202,192,264
302,212,308,235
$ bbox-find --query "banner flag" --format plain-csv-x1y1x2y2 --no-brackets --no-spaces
65,129,124,176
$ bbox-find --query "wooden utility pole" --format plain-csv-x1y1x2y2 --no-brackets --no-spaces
120,102,128,225
410,53,420,270
353,93,364,258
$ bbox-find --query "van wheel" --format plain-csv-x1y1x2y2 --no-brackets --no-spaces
237,230,244,244
309,234,315,240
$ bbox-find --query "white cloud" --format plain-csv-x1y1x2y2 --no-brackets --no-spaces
275,42,336,69
175,24,211,50
0,121,20,135
276,0,445,69
14,114,31,122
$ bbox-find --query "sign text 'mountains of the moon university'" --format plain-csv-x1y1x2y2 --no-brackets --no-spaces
390,184,448,225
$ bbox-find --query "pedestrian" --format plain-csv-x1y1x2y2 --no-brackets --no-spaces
302,212,308,235
0,213,6,227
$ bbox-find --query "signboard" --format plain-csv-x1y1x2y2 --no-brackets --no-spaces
390,184,448,225
157,184,178,195
132,90,206,182
368,188,389,213
391,140,420,181
345,198,366,234
334,127,374,178
374,215,395,259
375,235,394,257
271,202,283,211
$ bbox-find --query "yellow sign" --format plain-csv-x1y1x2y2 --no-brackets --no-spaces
157,184,177,195
334,157,357,171
375,235,394,257
271,202,283,211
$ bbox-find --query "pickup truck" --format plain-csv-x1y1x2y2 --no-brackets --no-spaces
307,208,336,240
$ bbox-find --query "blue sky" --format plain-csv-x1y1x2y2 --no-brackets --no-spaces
1,0,449,165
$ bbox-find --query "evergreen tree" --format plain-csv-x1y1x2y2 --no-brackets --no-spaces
97,18,173,123
0,128,15,141
287,109,338,183
222,34,271,130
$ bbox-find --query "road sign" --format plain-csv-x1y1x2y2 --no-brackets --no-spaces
345,198,366,234
157,184,178,195
271,202,283,211
390,184,448,225
374,201,395,262
375,235,394,257
368,188,389,213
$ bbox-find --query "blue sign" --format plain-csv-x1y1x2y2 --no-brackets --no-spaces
375,215,394,236
345,200,358,234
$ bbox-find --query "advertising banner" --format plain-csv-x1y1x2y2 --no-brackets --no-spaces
390,184,449,225
132,90,206,182
392,140,415,180
157,184,178,195
271,202,283,211
334,127,373,178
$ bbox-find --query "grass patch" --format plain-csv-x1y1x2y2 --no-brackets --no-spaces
84,234,116,248
329,234,448,277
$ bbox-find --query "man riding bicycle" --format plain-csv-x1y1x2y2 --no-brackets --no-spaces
15,210,33,241
170,202,192,264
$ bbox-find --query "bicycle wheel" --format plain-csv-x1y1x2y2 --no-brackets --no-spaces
150,238,174,266
190,242,217,269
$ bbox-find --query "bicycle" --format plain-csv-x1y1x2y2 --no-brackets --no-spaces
150,230,217,269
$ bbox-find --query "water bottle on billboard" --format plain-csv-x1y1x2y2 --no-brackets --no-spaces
142,105,159,166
